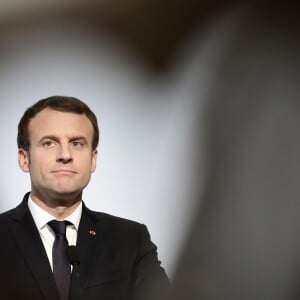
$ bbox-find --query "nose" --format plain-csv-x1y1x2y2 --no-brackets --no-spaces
56,143,73,164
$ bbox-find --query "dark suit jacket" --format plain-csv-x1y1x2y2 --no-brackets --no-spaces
0,193,169,300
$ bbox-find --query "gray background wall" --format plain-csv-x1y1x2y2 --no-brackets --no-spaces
0,17,211,277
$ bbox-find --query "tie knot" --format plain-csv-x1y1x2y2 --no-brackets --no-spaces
48,220,70,236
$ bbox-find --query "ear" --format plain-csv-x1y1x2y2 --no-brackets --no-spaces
18,148,30,173
91,149,98,173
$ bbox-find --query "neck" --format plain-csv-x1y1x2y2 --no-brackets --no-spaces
30,192,81,220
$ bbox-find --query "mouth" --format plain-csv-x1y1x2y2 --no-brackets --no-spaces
51,169,78,174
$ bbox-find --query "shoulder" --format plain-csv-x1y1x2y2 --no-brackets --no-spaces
0,192,30,223
83,205,148,233
0,208,16,222
0,207,23,240
83,206,154,251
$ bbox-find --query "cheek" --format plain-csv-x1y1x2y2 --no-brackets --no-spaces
29,153,52,172
91,158,97,173
80,157,96,174
91,151,98,173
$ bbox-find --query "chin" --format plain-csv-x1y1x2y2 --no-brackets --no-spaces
53,190,82,201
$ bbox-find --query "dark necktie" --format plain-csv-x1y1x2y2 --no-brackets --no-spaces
48,220,71,300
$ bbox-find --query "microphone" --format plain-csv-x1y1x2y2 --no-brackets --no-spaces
66,246,82,295
66,245,80,268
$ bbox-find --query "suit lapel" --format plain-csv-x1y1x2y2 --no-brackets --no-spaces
11,193,59,300
69,204,99,300
69,204,112,300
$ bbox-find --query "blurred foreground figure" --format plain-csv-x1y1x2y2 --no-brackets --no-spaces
172,2,300,299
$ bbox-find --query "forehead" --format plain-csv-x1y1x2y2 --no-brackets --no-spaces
28,108,93,140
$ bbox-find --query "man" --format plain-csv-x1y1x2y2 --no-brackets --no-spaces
0,96,169,300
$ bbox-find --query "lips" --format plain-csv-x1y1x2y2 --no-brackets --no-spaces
51,169,78,174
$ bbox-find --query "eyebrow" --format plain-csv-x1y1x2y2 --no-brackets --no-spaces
38,135,89,144
38,135,59,143
69,136,89,144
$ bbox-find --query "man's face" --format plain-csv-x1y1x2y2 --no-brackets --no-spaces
18,108,97,204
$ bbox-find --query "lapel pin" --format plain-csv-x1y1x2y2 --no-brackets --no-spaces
89,229,96,236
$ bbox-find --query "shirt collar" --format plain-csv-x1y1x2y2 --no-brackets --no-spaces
28,193,82,231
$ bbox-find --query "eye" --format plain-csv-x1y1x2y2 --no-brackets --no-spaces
71,140,83,148
42,140,55,147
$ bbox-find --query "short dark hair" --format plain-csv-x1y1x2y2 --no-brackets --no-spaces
17,96,99,151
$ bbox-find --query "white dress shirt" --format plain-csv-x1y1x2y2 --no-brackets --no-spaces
28,194,82,270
